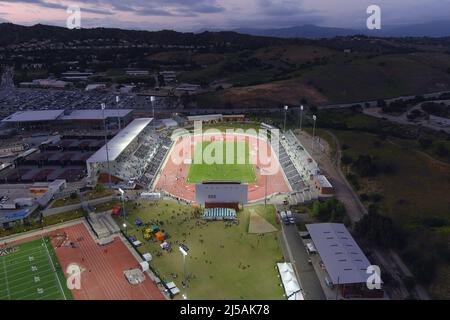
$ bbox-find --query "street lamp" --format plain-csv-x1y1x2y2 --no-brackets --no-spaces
116,96,121,131
299,105,304,131
283,105,288,133
101,103,112,188
179,244,189,300
312,115,317,153
123,223,127,236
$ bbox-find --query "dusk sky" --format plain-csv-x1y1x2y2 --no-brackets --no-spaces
0,0,450,31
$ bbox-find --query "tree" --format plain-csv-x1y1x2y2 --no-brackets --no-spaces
436,143,449,157
352,154,378,177
354,212,404,249
95,183,105,193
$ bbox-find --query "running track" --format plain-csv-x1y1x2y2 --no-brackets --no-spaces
155,133,291,202
53,223,164,300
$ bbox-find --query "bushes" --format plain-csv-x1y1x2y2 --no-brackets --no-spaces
312,198,346,223
354,212,405,249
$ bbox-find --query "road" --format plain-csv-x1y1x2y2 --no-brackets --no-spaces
277,206,325,300
294,130,366,222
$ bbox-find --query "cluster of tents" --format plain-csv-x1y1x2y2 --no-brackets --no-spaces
202,208,237,221
142,223,166,242
277,262,304,300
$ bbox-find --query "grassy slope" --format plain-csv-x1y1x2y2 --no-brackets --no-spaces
302,52,450,103
332,129,450,298
197,51,450,107
336,130,450,224
115,200,284,300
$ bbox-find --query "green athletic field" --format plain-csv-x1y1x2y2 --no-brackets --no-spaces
187,140,257,183
0,237,72,300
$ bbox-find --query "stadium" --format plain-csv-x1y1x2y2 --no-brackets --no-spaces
149,120,322,208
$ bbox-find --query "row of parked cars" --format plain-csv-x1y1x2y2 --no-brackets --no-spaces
279,210,295,225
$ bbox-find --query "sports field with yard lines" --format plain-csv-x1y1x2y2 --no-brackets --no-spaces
187,140,257,183
0,237,72,300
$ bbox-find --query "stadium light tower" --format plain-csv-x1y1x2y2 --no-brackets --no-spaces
150,96,156,128
101,103,112,188
116,96,121,130
312,115,317,153
299,105,304,131
179,244,189,300
118,188,126,223
283,105,288,133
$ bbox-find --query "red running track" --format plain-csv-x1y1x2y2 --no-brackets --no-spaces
54,223,165,300
155,133,291,202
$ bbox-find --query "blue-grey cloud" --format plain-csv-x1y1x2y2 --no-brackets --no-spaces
1,0,450,31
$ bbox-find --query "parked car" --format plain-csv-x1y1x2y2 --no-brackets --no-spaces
286,210,295,224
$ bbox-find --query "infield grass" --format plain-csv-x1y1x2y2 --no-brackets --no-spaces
187,140,257,183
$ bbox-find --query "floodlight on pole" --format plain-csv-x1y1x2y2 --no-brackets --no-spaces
118,188,125,222
312,115,317,153
101,103,112,188
283,105,288,133
116,96,121,130
179,244,189,300
150,96,155,128
299,105,304,131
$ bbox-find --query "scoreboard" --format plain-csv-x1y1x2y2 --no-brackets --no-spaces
195,181,248,205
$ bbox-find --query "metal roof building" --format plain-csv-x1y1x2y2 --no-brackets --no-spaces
60,109,133,121
1,110,65,123
305,223,372,285
186,114,223,122
87,118,152,163
2,109,133,123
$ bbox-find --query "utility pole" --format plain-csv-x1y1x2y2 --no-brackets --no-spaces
101,103,112,188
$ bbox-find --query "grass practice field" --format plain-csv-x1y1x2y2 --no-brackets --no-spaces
0,237,72,300
113,200,284,300
187,140,257,183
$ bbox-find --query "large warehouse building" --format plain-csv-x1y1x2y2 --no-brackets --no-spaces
306,223,384,299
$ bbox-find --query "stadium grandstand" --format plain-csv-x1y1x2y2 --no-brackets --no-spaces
86,118,173,188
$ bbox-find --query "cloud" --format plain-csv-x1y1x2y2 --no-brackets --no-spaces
1,0,114,15
1,0,450,31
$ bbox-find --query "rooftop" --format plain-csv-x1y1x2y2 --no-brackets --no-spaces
315,175,333,188
306,223,373,285
2,110,65,123
87,118,152,163
61,109,133,121
187,114,223,122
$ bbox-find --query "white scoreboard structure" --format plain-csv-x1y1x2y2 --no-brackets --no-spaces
195,181,248,208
